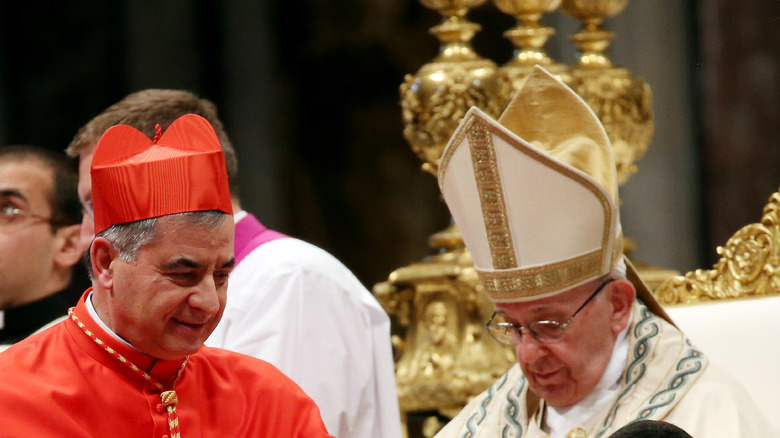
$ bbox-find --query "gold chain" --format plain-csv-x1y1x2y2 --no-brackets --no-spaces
68,308,189,438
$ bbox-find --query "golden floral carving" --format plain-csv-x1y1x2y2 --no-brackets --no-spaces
400,66,507,174
655,190,780,304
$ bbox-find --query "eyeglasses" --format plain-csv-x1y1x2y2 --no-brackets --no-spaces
485,278,615,345
0,204,54,226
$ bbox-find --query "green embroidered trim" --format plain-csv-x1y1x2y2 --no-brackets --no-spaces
461,372,509,438
596,306,657,437
501,375,527,438
596,306,707,437
634,340,704,419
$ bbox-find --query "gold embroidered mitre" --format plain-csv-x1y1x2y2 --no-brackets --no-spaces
438,66,623,303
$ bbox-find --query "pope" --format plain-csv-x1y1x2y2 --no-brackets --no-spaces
0,114,334,437
432,66,769,438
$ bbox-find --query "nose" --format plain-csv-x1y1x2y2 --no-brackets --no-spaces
187,277,222,315
515,331,548,364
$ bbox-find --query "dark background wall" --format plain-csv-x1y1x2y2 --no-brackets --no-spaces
0,0,778,290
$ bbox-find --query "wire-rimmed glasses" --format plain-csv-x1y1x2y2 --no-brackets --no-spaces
485,278,615,345
0,204,54,226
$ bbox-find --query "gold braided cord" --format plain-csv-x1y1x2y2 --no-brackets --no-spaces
68,308,188,438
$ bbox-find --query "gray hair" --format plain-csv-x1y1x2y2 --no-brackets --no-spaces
86,210,228,277
584,258,629,298
612,257,628,280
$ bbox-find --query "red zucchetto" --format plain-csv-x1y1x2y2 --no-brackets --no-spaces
90,113,233,234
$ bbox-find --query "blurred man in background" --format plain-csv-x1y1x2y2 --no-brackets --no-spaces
0,145,83,351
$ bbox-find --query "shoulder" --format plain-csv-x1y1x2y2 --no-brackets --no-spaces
664,363,773,436
0,323,72,402
194,345,308,392
231,237,380,306
239,237,354,275
196,345,286,374
191,346,333,421
683,362,760,402
0,322,67,369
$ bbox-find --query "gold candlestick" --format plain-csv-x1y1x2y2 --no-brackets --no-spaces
562,0,628,68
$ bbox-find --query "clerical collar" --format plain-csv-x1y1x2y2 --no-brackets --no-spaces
234,209,248,223
0,288,78,345
544,311,633,438
85,291,137,351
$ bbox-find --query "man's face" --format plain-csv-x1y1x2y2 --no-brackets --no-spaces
495,280,618,408
76,146,96,253
105,215,235,360
0,160,58,308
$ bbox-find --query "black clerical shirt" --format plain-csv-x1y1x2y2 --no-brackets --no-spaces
0,267,88,346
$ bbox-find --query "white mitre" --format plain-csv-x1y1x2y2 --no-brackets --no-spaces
438,66,670,321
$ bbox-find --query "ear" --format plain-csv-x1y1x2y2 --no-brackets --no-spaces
607,279,636,335
90,236,118,291
52,224,83,269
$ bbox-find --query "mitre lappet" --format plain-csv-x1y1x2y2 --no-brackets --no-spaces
437,66,669,320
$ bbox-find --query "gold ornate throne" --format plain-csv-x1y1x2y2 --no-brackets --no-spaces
655,189,780,432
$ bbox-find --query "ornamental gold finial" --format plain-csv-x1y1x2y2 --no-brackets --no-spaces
656,189,780,305
560,0,671,286
561,0,628,68
492,0,569,91
400,0,508,176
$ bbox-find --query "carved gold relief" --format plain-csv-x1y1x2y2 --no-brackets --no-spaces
400,65,507,175
568,70,653,185
374,227,516,420
655,190,780,305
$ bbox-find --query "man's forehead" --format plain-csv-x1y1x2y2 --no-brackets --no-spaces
77,147,95,176
149,214,234,246
496,297,566,317
140,221,235,271
0,161,53,199
495,283,594,316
